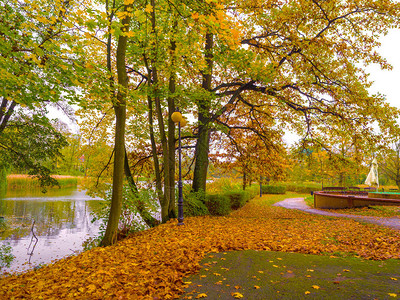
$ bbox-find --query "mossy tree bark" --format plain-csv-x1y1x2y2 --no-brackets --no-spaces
100,3,131,247
192,33,213,194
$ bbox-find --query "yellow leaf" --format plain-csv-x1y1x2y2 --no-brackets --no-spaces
124,31,135,38
312,285,320,289
232,292,244,298
87,284,96,293
184,282,192,285
388,293,397,298
254,285,260,289
391,277,398,281
305,291,310,295
144,4,153,13
196,293,207,298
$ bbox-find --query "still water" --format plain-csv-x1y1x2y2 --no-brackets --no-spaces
0,187,103,275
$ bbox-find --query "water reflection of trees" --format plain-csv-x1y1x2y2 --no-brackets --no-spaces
0,199,101,241
5,187,77,198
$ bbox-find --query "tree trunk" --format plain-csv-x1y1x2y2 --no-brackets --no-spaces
192,33,213,194
150,0,171,223
243,170,246,190
147,93,164,205
167,20,178,219
124,148,159,227
100,4,131,247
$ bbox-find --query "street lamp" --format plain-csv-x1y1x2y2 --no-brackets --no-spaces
171,109,186,225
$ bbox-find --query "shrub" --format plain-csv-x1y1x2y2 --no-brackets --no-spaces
261,185,286,194
225,191,247,210
283,182,320,193
0,243,14,269
205,194,231,216
184,191,209,217
206,177,241,193
245,185,260,199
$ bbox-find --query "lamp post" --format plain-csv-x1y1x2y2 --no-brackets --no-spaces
171,109,185,225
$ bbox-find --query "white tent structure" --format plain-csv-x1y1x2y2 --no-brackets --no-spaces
365,158,379,187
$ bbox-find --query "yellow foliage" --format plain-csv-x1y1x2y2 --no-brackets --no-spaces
144,4,153,13
1,195,400,299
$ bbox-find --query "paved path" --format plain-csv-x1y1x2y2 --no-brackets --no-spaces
274,198,400,231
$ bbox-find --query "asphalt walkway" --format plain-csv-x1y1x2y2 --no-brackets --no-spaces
274,197,400,231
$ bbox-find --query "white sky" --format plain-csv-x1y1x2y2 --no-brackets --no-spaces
367,29,400,109
284,29,400,145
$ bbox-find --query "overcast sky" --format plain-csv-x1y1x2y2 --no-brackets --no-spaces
367,29,400,109
283,29,400,145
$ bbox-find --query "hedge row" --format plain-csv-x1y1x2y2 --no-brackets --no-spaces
281,182,321,193
261,185,286,194
183,182,320,217
184,185,267,217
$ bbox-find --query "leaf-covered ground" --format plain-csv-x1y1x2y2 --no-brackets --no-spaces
1,193,400,299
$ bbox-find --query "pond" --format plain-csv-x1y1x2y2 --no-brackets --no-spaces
0,187,103,276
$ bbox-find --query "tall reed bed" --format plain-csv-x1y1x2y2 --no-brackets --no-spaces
0,168,7,197
6,174,78,189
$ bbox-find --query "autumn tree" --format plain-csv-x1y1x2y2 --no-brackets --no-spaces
189,0,400,193
212,100,289,189
75,0,237,228
0,0,91,186
379,140,400,188
62,0,400,246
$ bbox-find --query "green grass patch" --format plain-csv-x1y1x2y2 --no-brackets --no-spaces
180,250,400,299
257,192,308,206
324,205,400,218
304,195,314,208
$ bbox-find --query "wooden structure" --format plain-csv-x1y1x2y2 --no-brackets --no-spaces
314,189,400,209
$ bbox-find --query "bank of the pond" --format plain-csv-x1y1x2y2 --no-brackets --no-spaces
1,193,400,299
6,174,80,190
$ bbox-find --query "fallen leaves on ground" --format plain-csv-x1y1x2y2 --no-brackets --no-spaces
232,292,244,298
1,195,400,299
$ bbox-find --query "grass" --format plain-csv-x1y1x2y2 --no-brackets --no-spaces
323,206,400,218
180,250,400,299
6,174,78,189
304,195,314,207
253,192,309,206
